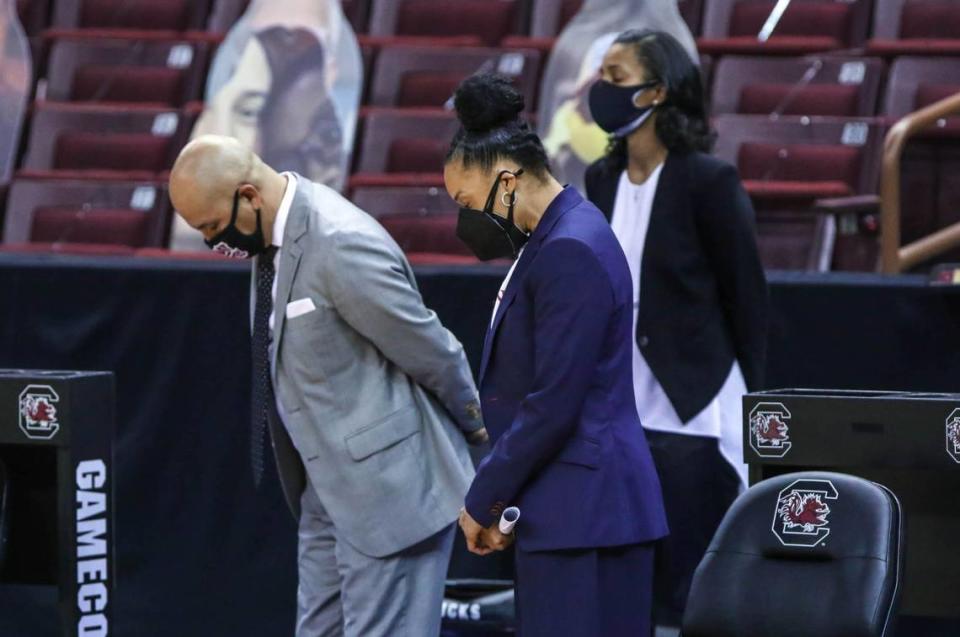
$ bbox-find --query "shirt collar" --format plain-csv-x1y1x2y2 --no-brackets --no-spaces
271,172,297,249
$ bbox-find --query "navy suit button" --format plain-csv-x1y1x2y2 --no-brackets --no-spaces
639,335,650,348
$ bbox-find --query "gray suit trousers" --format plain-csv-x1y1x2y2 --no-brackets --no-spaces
296,485,455,637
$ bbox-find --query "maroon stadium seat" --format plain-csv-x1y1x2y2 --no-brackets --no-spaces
679,0,706,36
756,211,833,270
3,178,171,247
881,57,960,246
209,0,366,34
351,186,456,219
17,0,51,36
352,108,459,177
135,247,233,260
711,55,883,117
378,213,471,256
868,0,960,56
699,0,873,55
368,0,526,46
883,57,960,119
51,0,211,32
405,252,479,265
0,241,137,255
21,102,199,176
206,0,248,32
528,0,582,38
713,115,885,207
368,45,541,110
351,185,468,256
43,31,211,106
341,0,372,34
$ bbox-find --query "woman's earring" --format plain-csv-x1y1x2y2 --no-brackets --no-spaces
501,190,517,208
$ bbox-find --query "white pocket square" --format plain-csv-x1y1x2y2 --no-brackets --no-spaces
286,298,317,319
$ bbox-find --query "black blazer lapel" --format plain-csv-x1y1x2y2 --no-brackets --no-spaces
586,163,619,222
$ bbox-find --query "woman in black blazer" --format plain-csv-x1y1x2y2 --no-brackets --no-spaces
584,29,769,627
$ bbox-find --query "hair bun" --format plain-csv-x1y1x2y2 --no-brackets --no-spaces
454,72,525,134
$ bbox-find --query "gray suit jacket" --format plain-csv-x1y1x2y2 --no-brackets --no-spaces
253,176,481,558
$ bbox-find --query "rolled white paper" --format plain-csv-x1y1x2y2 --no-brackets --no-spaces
498,507,521,534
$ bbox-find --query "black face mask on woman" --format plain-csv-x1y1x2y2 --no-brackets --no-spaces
456,169,529,261
588,79,660,138
204,190,268,259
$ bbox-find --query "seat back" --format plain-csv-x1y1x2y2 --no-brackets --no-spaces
52,0,211,31
22,103,198,175
45,33,210,106
682,471,903,637
873,0,960,40
756,212,833,271
528,0,582,37
883,56,960,118
702,0,872,47
353,109,459,174
3,178,171,247
713,115,884,202
712,56,883,117
368,45,541,110
368,0,525,46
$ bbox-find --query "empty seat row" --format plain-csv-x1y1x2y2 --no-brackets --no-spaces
20,102,200,178
2,177,171,248
700,0,960,57
710,55,960,119
38,31,213,106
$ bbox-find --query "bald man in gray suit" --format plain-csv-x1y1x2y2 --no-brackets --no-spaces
170,136,486,636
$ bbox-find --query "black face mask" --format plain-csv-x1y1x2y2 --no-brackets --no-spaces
204,190,268,259
588,79,659,137
456,169,529,261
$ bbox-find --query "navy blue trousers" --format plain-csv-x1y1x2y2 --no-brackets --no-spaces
513,542,655,637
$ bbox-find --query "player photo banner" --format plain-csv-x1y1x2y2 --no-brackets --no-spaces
536,0,697,191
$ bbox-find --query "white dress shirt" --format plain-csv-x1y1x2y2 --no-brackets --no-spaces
269,172,297,333
491,247,525,327
609,166,748,486
268,172,297,428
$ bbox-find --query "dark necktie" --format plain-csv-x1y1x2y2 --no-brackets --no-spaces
251,246,278,486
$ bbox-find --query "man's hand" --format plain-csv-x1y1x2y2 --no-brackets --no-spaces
466,427,490,446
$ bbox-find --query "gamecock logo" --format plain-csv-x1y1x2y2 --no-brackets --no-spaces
946,409,960,464
19,385,61,440
749,402,793,458
772,478,838,547
209,242,249,259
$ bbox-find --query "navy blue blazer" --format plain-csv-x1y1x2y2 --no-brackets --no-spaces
464,187,669,552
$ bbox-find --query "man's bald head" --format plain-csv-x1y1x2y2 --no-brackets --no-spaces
170,135,284,242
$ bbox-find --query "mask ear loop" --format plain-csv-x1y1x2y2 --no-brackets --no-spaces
502,168,524,226
234,188,265,244
503,169,526,258
228,189,241,226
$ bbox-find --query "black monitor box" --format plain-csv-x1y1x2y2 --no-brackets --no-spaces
744,388,960,619
0,370,114,637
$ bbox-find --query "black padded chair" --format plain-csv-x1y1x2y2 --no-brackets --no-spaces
682,471,903,637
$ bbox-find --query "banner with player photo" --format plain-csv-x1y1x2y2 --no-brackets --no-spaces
537,0,697,191
173,0,362,250
0,0,31,185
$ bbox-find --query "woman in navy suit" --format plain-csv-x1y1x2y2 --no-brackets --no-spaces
445,73,668,636
585,30,769,627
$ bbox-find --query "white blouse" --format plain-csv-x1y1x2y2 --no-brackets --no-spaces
610,166,748,487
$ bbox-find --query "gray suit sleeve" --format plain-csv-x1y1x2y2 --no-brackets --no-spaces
324,231,484,433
